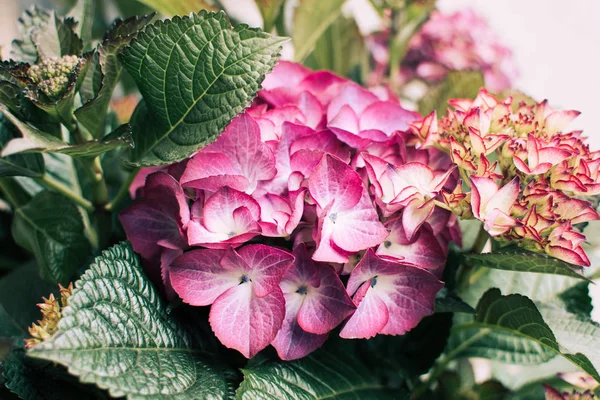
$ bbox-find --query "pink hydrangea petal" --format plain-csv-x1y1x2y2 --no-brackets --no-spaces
297,92,324,129
297,264,355,334
377,218,446,277
485,177,519,216
202,187,261,233
344,250,442,337
290,130,351,163
328,105,360,135
181,152,246,191
359,101,419,136
329,191,389,252
308,154,363,211
271,292,328,360
169,249,239,306
235,244,295,298
129,166,163,199
182,113,276,194
298,71,347,105
327,83,378,120
120,201,186,259
544,110,580,135
262,61,312,91
209,283,285,358
339,283,389,339
402,199,436,241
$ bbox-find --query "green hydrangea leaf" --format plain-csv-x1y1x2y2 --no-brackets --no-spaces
10,6,52,63
465,251,589,281
448,289,600,382
0,114,45,178
418,70,484,116
235,344,401,399
27,242,232,399
292,0,346,62
31,11,82,59
1,105,132,158
11,191,90,285
75,13,155,138
120,11,285,166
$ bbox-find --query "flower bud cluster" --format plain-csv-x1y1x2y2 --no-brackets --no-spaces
27,55,80,99
25,283,73,348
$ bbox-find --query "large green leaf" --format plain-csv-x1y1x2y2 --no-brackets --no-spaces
28,242,232,399
120,11,284,166
1,106,132,158
75,14,155,138
31,12,82,59
460,266,588,314
418,70,484,116
0,261,57,339
10,6,52,63
136,0,217,17
0,114,44,178
236,344,401,399
448,289,600,381
11,191,90,285
538,305,600,378
465,251,588,281
292,0,346,62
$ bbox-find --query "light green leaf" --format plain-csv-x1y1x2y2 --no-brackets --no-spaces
10,6,52,63
236,345,400,399
1,106,132,158
31,12,82,59
11,191,90,284
448,289,600,381
465,251,588,281
120,11,285,166
0,261,57,339
28,242,231,399
256,0,283,32
304,14,367,80
75,13,155,138
418,70,484,116
0,114,45,178
136,0,217,17
292,0,346,62
538,305,600,379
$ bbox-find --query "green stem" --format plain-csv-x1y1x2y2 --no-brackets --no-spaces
34,174,94,212
456,224,489,291
412,329,491,398
105,167,139,212
82,157,111,249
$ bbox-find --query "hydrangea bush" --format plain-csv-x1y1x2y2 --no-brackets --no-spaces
0,1,599,399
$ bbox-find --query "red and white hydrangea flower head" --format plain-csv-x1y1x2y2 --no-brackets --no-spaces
120,61,463,360
412,88,600,266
